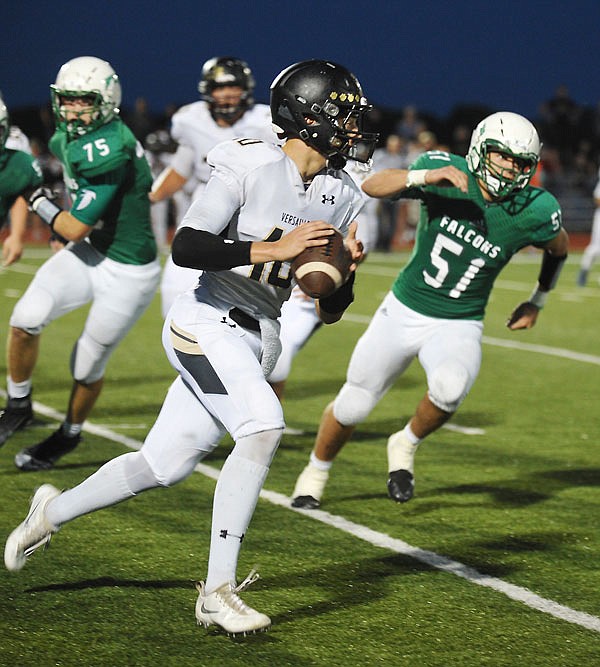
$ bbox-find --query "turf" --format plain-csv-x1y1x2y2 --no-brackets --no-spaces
0,247,598,666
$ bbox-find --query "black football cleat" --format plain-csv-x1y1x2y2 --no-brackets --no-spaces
291,495,321,509
15,428,82,471
387,469,415,503
0,395,33,447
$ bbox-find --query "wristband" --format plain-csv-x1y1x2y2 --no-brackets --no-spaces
528,287,548,309
406,169,428,188
33,197,62,228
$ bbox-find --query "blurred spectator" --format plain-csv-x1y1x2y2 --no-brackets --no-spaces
538,85,582,166
394,105,426,142
371,134,408,251
125,96,156,142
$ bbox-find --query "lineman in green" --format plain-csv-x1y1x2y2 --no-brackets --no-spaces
0,56,161,470
0,95,43,265
292,111,569,509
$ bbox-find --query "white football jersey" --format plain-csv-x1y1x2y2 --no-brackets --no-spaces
170,101,277,190
181,139,365,320
6,126,31,153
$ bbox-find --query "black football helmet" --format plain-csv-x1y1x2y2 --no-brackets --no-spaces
270,60,379,169
198,56,255,122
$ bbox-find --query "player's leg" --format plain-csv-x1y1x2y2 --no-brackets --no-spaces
387,317,483,502
577,205,600,286
292,292,418,508
14,255,161,470
5,376,224,572
1,247,94,446
165,294,283,633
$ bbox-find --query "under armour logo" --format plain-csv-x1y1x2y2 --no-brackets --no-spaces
221,316,236,328
322,194,335,205
220,529,244,543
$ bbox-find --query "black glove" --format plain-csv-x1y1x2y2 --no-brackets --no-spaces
28,187,62,227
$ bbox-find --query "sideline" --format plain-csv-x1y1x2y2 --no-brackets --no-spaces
2,390,598,634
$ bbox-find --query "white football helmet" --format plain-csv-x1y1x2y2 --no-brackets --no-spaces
0,94,9,151
466,111,541,199
51,56,122,138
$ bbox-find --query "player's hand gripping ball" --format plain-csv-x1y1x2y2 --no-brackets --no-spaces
291,228,352,299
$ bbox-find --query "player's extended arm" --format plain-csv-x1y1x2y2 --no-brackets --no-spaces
1,196,28,266
506,227,569,330
28,188,91,243
362,166,469,198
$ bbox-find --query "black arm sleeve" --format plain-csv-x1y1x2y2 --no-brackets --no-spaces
538,250,567,290
318,272,355,314
171,227,252,271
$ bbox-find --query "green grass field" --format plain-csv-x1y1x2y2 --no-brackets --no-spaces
1,247,599,666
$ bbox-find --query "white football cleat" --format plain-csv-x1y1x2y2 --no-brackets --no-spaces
291,462,329,509
5,484,61,571
195,570,271,636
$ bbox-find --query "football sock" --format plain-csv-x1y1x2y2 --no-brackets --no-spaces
62,422,83,438
310,450,333,471
45,452,157,527
7,378,32,400
205,454,269,592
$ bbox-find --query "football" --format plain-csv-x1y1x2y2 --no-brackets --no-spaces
291,228,352,299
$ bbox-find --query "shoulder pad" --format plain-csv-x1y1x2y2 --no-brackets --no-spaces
207,139,282,175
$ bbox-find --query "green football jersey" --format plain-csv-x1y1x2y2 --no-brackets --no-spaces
49,118,156,265
392,151,562,320
0,149,43,221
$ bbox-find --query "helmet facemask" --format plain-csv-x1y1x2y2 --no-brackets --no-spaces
466,111,541,200
51,90,106,139
50,56,121,140
198,57,255,123
477,140,539,199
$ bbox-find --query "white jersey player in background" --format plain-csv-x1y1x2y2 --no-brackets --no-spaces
577,166,600,286
150,56,278,317
5,59,378,637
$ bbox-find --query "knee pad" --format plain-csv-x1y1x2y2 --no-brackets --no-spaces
9,288,55,335
333,383,379,426
70,332,114,384
428,360,471,413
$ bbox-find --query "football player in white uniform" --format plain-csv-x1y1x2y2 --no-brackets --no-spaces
150,56,278,317
5,60,379,637
577,167,600,286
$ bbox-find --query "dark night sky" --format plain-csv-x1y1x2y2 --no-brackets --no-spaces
3,2,599,125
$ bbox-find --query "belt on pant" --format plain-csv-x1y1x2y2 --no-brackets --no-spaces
229,307,260,333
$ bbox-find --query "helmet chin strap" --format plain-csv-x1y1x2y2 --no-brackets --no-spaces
327,153,347,170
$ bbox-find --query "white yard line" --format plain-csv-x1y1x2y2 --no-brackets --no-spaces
2,383,598,634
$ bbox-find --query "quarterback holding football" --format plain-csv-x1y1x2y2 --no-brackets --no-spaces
5,59,378,637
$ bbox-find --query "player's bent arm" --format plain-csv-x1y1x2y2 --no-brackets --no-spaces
528,227,569,307
362,165,469,198
316,272,356,324
362,169,410,198
28,188,91,243
2,197,28,265
149,166,188,203
172,220,335,271
506,227,569,330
